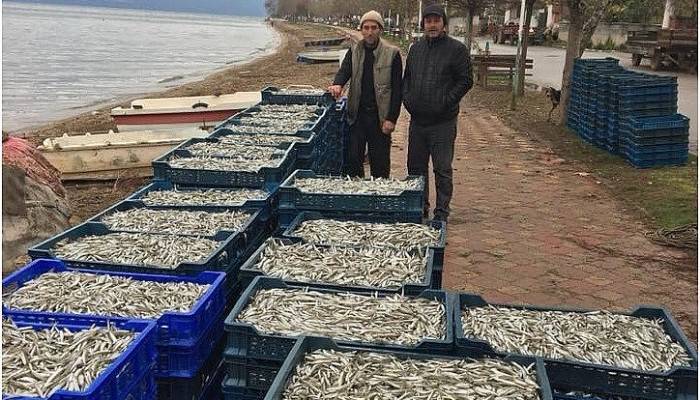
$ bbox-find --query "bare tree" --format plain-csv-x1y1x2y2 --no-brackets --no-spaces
447,0,495,52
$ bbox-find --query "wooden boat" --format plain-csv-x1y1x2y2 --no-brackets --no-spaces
297,49,347,64
110,92,261,132
304,37,346,47
38,129,208,181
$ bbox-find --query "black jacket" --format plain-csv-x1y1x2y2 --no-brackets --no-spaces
402,33,473,126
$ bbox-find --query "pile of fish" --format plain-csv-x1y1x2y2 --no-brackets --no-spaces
282,349,541,400
52,232,219,269
169,156,283,172
237,288,446,345
184,141,285,159
257,104,320,114
217,134,309,147
461,306,692,371
239,114,315,127
291,220,441,250
225,125,304,135
274,88,326,96
141,187,268,207
292,176,422,195
5,271,210,319
2,318,135,397
100,208,251,236
246,110,318,120
253,239,427,288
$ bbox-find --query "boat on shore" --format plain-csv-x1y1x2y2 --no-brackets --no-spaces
110,92,261,132
38,129,208,181
297,49,347,64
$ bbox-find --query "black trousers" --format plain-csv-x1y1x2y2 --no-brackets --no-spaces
345,111,391,178
407,117,457,219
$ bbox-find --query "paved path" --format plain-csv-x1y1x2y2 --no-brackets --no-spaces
472,38,698,154
390,101,698,342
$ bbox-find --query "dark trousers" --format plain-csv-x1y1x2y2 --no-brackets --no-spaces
407,118,457,219
346,111,391,178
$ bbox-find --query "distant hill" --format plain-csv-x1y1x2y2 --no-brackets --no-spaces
7,0,267,16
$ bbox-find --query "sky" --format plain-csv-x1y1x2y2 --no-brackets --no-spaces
8,0,267,16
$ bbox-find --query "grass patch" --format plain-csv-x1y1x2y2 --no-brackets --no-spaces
468,87,697,230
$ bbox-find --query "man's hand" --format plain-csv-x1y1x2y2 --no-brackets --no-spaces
328,85,343,99
381,120,395,135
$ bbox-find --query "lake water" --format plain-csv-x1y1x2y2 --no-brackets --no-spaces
2,2,278,131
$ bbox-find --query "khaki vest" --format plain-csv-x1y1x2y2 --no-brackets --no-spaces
347,38,398,125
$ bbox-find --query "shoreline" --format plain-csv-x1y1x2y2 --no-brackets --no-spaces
14,20,332,147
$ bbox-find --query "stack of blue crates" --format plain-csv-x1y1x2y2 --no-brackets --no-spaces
567,58,689,168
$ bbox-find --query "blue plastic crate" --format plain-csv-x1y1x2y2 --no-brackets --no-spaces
624,132,689,146
124,370,156,400
617,92,678,105
620,146,688,162
454,293,698,400
619,138,688,153
264,336,554,399
224,277,454,364
221,375,265,400
3,313,156,400
2,259,226,348
28,222,244,276
622,114,690,131
237,237,440,293
278,169,425,215
151,146,297,192
127,179,276,218
624,156,689,169
280,211,447,268
200,362,226,400
218,107,330,137
155,334,226,400
88,200,268,240
616,83,679,96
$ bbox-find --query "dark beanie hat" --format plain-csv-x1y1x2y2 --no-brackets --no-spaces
421,3,447,29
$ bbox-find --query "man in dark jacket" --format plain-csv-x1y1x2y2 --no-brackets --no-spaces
328,10,402,178
403,4,473,222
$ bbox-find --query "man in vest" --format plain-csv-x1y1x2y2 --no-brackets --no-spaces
403,4,473,222
328,10,402,178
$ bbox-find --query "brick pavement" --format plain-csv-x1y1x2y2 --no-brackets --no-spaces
389,104,698,342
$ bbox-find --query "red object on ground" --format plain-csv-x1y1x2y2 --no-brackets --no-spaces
2,137,66,197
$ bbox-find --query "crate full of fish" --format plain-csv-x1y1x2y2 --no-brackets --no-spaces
217,105,329,138
3,259,226,348
28,221,246,277
88,200,269,242
2,313,156,400
156,333,227,400
260,85,335,106
262,336,553,400
224,276,454,368
454,293,698,400
279,170,425,216
238,237,440,293
209,126,318,161
128,179,277,217
281,211,446,269
151,143,297,191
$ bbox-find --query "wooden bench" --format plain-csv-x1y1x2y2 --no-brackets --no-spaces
472,54,534,90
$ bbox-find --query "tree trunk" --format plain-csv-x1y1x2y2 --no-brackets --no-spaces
577,1,610,57
517,0,535,96
464,7,474,54
662,0,675,29
558,15,584,125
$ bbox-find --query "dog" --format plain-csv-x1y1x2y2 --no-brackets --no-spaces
545,87,561,122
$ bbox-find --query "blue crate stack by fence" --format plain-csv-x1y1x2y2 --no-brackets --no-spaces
566,58,688,168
